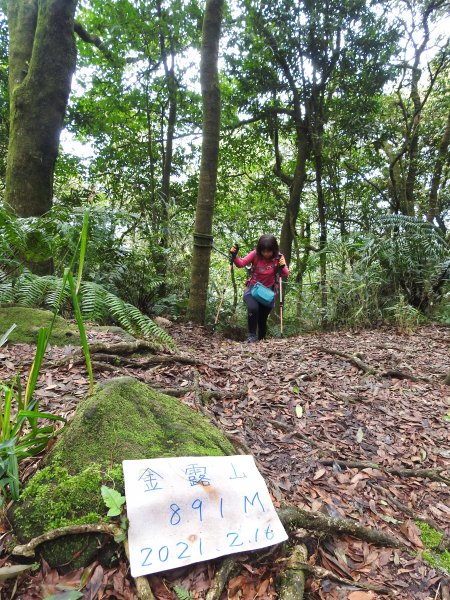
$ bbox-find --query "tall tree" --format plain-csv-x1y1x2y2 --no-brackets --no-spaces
5,0,78,217
187,0,224,323
374,0,449,218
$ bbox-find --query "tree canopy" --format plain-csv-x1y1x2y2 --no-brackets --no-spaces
0,0,448,330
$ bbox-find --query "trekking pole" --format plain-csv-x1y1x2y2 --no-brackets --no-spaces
214,244,238,326
277,254,284,337
279,275,284,336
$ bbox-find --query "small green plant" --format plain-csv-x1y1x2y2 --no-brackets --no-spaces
385,294,423,332
173,586,194,600
101,485,126,517
45,590,83,600
0,324,17,348
0,375,66,503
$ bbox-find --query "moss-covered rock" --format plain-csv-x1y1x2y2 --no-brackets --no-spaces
10,377,235,568
0,306,80,345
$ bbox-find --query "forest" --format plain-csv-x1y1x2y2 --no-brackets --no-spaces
0,0,449,599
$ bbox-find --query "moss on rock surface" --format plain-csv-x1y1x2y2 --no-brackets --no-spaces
10,377,235,568
0,306,80,345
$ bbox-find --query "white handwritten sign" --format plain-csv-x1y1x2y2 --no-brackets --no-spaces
123,455,288,577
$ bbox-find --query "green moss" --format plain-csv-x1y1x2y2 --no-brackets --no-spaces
0,307,80,345
417,522,450,575
13,464,112,539
47,377,235,473
11,463,123,569
422,550,450,574
417,522,443,549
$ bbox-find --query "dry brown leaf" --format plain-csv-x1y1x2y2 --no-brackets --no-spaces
348,592,376,599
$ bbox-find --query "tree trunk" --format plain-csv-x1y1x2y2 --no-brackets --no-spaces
279,134,310,266
295,221,311,320
187,0,224,324
427,110,450,224
5,0,78,218
314,132,328,327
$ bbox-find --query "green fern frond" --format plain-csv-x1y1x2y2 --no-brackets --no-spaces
103,291,173,345
173,586,193,600
0,269,14,304
0,270,173,347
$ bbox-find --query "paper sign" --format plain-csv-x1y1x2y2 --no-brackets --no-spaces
123,455,288,577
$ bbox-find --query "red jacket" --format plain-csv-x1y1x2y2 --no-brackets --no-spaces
234,250,289,288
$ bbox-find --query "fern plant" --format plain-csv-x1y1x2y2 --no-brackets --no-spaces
373,215,449,311
0,272,173,345
0,205,174,344
173,586,194,600
323,217,449,329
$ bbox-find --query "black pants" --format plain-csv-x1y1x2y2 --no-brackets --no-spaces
244,293,273,340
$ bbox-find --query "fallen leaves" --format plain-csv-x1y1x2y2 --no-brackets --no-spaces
1,323,449,599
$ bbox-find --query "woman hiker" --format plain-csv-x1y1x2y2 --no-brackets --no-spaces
230,234,289,343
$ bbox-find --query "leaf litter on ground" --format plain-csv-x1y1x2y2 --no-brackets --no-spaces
0,323,449,599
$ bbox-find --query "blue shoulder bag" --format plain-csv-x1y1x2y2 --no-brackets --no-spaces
251,281,275,306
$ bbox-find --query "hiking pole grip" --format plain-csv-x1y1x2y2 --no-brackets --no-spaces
229,241,239,265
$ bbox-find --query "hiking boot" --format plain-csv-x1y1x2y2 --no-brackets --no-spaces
246,334,258,343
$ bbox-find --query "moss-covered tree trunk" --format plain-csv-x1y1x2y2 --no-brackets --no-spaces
5,0,77,218
187,0,224,324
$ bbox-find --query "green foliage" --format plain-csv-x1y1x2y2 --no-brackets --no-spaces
384,294,424,332
324,217,449,329
0,212,97,504
0,374,66,504
173,586,194,600
0,272,172,345
0,207,173,345
374,215,449,311
100,485,125,517
2,0,448,336
80,280,173,344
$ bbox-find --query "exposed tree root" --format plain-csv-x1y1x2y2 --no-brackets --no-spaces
124,540,156,600
86,340,163,355
12,523,121,558
10,505,420,599
277,507,404,549
372,484,450,547
266,417,323,450
205,557,240,600
319,347,430,381
12,524,156,600
319,459,450,485
294,561,395,596
278,544,307,600
379,369,427,382
318,347,376,374
57,351,203,368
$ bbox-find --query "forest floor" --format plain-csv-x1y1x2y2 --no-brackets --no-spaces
0,322,449,600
